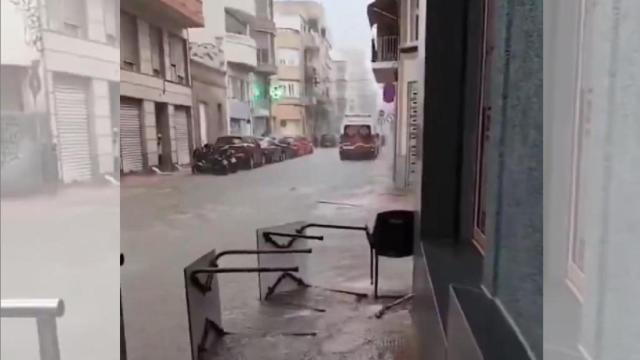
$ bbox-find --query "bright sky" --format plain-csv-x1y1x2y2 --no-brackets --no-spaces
318,0,372,50
278,0,372,53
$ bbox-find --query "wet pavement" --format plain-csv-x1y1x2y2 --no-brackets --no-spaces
121,146,418,360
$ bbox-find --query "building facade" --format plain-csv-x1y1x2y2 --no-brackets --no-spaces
372,0,543,358
120,0,203,173
190,41,228,147
272,0,333,138
368,0,420,190
1,0,119,190
331,59,348,134
251,0,277,136
190,0,258,136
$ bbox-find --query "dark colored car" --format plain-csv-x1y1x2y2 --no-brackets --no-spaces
320,134,338,148
214,136,264,169
191,144,239,175
275,137,298,159
258,137,286,163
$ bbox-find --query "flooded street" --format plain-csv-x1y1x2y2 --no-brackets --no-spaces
120,147,416,360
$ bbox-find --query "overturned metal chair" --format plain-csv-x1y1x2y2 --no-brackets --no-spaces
0,298,65,360
184,245,318,360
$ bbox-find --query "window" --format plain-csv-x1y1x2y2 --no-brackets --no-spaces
169,34,187,84
229,77,249,101
277,48,300,66
567,0,592,299
120,12,139,71
409,0,419,42
50,0,87,37
104,0,118,45
279,81,300,97
150,26,165,77
225,11,248,35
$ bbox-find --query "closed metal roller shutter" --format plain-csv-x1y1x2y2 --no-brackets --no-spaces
120,99,144,173
174,107,190,165
54,79,92,183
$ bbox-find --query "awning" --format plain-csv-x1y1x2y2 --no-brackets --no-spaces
367,0,399,27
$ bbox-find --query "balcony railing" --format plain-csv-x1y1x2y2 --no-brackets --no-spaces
372,36,399,62
1,298,65,360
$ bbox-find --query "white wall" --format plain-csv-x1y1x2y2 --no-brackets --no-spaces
43,32,119,81
1,1,38,66
274,14,303,32
224,0,256,18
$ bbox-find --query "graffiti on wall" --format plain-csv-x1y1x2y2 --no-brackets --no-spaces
9,0,44,52
0,116,23,168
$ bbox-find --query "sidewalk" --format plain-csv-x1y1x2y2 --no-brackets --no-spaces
1,185,120,360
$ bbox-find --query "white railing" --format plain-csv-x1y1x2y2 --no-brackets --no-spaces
373,36,399,62
1,298,65,360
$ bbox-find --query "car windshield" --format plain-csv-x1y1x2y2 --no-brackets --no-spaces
344,125,371,137
215,137,243,146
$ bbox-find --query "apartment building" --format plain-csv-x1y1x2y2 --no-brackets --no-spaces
191,0,258,136
190,41,228,147
331,59,348,134
251,0,277,136
120,0,203,173
368,0,419,190
1,0,119,189
272,0,333,138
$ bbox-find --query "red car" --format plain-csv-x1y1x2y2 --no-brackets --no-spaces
280,136,314,156
293,136,314,155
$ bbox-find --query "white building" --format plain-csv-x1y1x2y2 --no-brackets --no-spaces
119,0,203,173
190,0,258,136
1,0,119,185
368,0,421,190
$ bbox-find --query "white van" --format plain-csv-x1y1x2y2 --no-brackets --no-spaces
339,114,380,160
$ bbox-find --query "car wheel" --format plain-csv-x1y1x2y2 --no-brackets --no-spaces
248,157,254,169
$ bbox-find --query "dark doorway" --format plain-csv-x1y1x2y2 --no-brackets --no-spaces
155,103,172,171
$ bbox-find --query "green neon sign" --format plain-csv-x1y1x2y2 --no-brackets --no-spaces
270,84,284,100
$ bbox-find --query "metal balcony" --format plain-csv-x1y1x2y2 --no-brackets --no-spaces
371,35,399,83
372,36,399,62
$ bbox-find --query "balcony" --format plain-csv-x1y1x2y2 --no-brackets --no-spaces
126,0,204,27
256,48,277,74
224,33,257,69
371,35,399,83
304,31,320,50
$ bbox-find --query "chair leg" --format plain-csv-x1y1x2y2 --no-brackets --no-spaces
374,254,379,299
369,248,374,285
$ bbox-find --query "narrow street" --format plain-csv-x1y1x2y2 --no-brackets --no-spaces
121,146,417,360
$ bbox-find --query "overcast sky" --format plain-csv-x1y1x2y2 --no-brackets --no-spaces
276,0,372,53
319,0,372,51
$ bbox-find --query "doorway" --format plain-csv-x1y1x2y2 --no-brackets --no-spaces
155,103,172,171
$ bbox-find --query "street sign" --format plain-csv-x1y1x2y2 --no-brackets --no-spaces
383,83,396,103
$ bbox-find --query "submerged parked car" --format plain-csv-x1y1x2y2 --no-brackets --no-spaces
191,144,239,175
258,137,286,163
320,134,338,148
274,137,299,159
214,136,264,169
280,136,313,156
